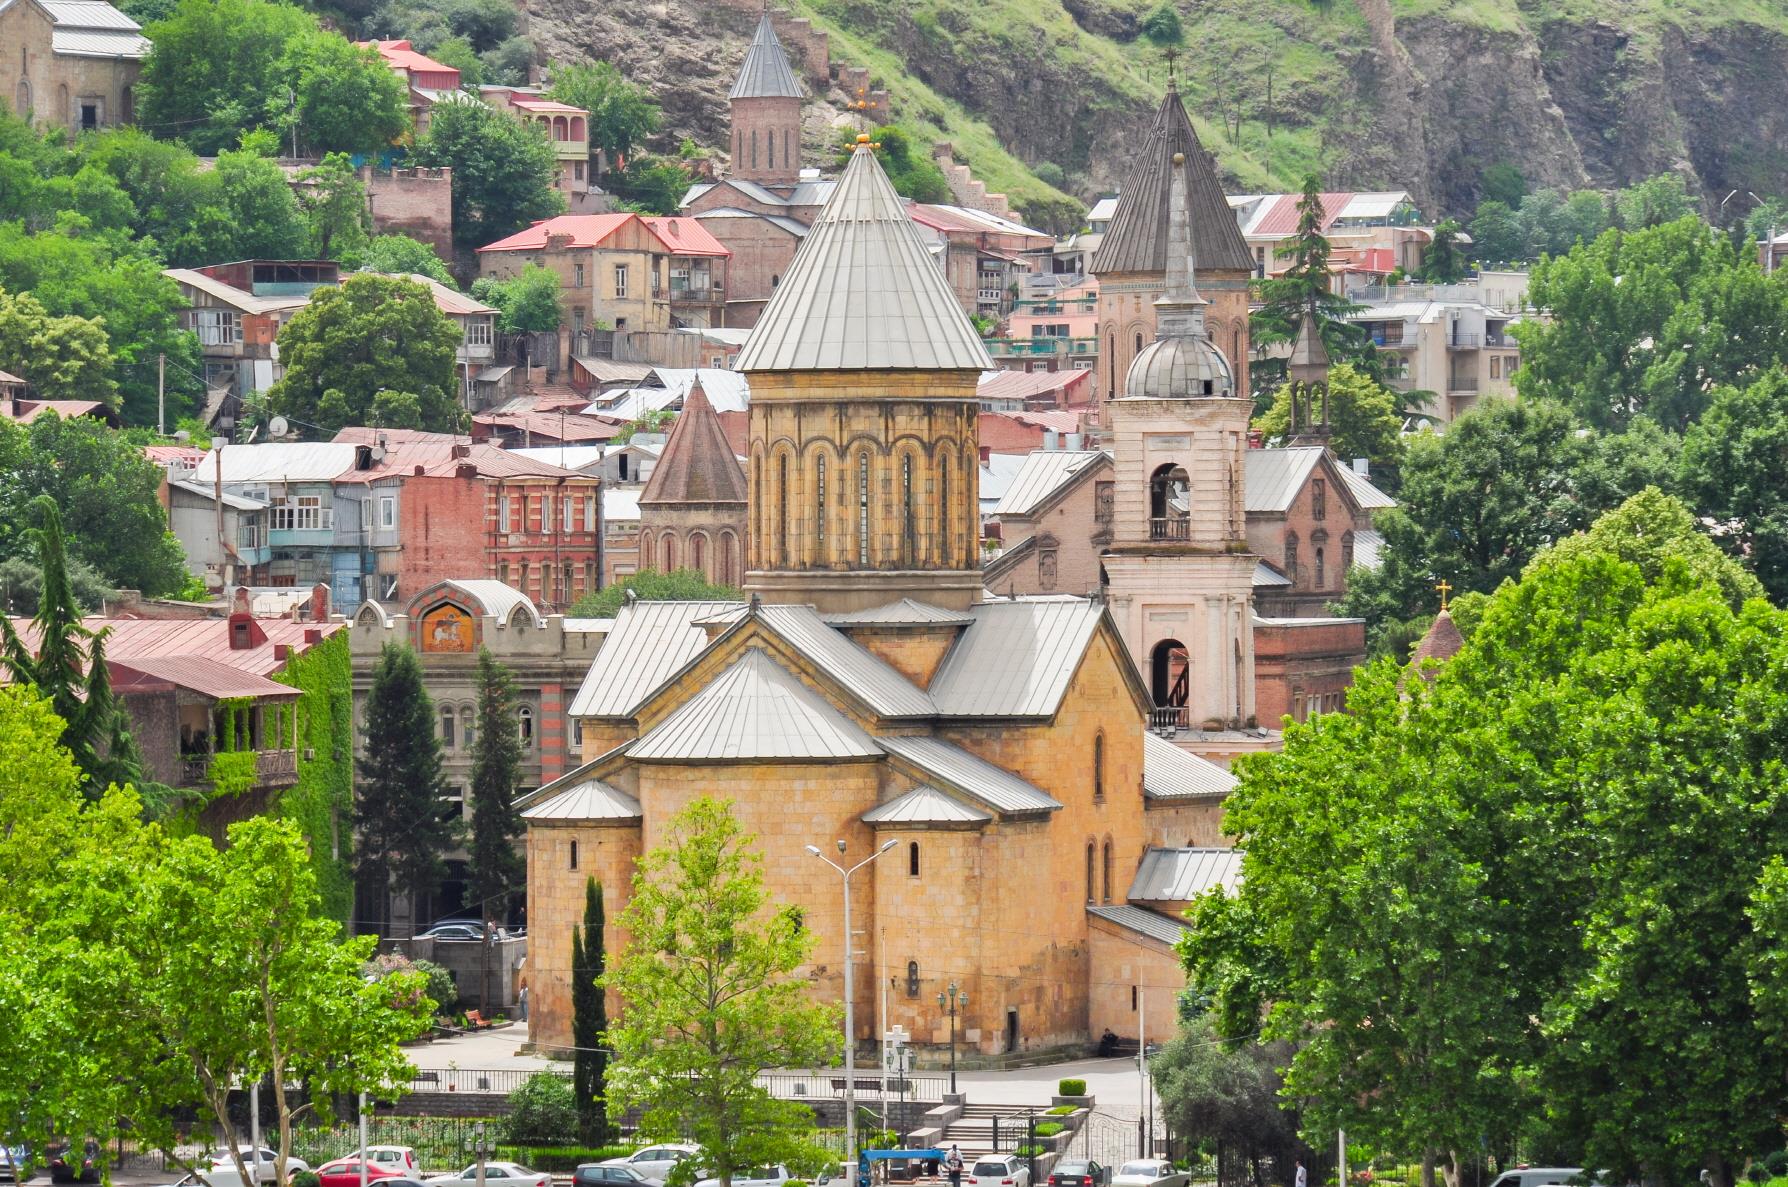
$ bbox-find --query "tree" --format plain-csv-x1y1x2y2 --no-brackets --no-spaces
354,642,457,935
572,877,613,1146
0,497,144,800
0,555,114,616
479,36,534,87
1138,0,1184,47
502,1072,579,1144
1615,172,1697,229
472,262,563,333
610,155,694,217
268,273,465,436
548,61,660,168
569,569,741,619
412,99,563,250
1468,200,1523,264
603,799,839,1186
1152,1019,1305,1185
1479,162,1526,208
212,142,311,260
138,0,315,155
339,233,457,286
0,288,116,406
1251,361,1403,489
284,31,409,157
1418,218,1467,282
296,153,371,260
1251,174,1379,396
426,35,485,86
467,648,523,917
1680,367,1788,601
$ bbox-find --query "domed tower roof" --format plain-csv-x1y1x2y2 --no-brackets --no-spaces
1122,148,1236,400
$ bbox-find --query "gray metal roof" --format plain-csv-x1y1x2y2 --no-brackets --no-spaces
735,145,993,373
697,206,811,238
1244,447,1325,513
928,599,1105,718
40,0,138,27
169,479,266,511
1253,561,1292,588
862,785,992,825
520,779,642,821
567,600,743,718
630,647,881,762
51,26,149,55
877,734,1061,814
1087,903,1193,946
1352,528,1386,570
1143,733,1237,799
756,604,936,717
1337,464,1396,510
189,442,360,485
992,450,1108,518
729,10,806,100
1127,847,1243,902
443,579,543,628
822,599,975,626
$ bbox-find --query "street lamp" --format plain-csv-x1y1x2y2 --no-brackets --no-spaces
937,982,968,1095
806,838,899,1164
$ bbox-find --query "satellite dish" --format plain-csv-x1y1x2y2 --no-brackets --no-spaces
268,415,289,438
371,444,387,463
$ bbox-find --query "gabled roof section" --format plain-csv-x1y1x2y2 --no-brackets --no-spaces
730,9,806,100
1087,903,1193,946
928,598,1106,718
520,779,642,822
1253,560,1292,588
992,449,1108,518
1128,847,1244,903
1091,87,1254,276
568,600,744,718
1337,463,1396,510
476,213,636,253
109,655,300,701
1143,733,1238,799
630,647,880,762
1352,528,1386,570
822,599,975,626
637,381,749,507
862,785,992,825
877,735,1060,815
1243,447,1325,513
755,605,936,718
735,144,993,373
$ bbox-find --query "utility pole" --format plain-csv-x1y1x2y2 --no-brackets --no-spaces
1337,1131,1347,1187
1137,983,1147,1158
357,1092,368,1187
157,352,165,435
475,1122,488,1187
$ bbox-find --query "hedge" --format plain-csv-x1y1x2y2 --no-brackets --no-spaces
1057,1079,1086,1097
496,1146,634,1172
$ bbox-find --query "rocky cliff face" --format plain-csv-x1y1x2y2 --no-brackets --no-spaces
524,0,1788,218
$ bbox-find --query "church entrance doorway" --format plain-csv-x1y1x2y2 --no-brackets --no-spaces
1006,1007,1019,1054
1150,639,1188,729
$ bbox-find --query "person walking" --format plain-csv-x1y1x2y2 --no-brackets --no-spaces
946,1146,964,1187
1294,1161,1307,1187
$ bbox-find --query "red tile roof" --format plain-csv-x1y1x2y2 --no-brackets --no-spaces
1336,246,1398,274
362,39,460,81
10,616,343,680
477,213,638,253
1251,191,1352,238
638,381,748,506
110,654,300,700
641,216,730,258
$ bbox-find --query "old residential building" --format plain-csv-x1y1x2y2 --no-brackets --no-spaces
480,85,600,214
2,0,148,134
1348,283,1523,424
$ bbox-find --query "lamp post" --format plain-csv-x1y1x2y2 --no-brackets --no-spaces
937,982,968,1095
806,838,899,1165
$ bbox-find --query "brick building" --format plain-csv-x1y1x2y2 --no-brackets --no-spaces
1243,447,1392,617
636,380,749,585
2,0,148,134
728,9,805,189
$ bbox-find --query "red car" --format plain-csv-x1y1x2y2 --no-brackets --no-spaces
315,1161,409,1187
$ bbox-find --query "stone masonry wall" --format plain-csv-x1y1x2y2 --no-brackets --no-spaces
364,167,454,261
526,820,641,1054
1141,800,1227,849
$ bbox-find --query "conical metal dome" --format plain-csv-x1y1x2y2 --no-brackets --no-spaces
730,10,806,100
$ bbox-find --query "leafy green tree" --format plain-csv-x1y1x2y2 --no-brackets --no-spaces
1510,186,1564,258
478,35,534,87
1138,0,1184,47
1252,361,1403,489
1152,1020,1305,1186
1680,367,1788,601
1251,174,1378,396
1468,199,1522,264
138,0,315,154
1417,218,1467,282
471,262,563,333
296,153,371,260
285,32,410,157
1615,171,1698,229
1513,216,1788,430
412,98,563,250
603,798,840,1185
214,141,311,259
441,0,517,50
268,273,465,436
0,555,114,616
1743,198,1788,247
341,233,457,286
1560,188,1614,248
610,155,694,216
502,1072,579,1145
572,877,613,1145
426,35,485,86
569,568,741,618
467,648,523,918
0,288,116,406
354,641,456,936
1479,162,1526,208
0,497,145,799
549,60,661,168
847,126,951,204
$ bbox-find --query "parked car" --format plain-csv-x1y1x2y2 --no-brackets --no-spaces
427,1163,549,1187
1049,1163,1109,1187
574,1167,661,1187
366,1150,422,1177
417,921,488,942
598,1147,701,1183
206,1148,310,1185
968,1158,1029,1187
166,1172,252,1187
315,1160,409,1187
1486,1171,1589,1187
691,1168,788,1187
1112,1161,1185,1187
48,1142,101,1185
0,1145,36,1182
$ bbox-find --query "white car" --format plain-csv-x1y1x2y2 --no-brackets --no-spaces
427,1164,549,1187
599,1148,701,1184
207,1149,311,1185
1113,1162,1186,1187
969,1158,1029,1187
367,1151,421,1177
692,1168,788,1187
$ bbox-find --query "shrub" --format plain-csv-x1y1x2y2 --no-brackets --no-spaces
1057,1078,1086,1097
1762,1152,1788,1177
1014,1146,1045,1158
1034,1123,1064,1138
413,959,459,1013
292,1173,321,1187
1045,1105,1076,1116
496,1146,633,1172
501,1073,579,1145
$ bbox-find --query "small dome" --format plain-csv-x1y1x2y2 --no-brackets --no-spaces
1124,334,1234,399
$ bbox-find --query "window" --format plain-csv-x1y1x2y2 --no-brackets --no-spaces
1132,985,1139,1011
465,319,492,347
690,533,705,575
1102,839,1112,903
1316,547,1326,589
908,841,920,877
584,496,597,532
497,561,510,585
1085,843,1095,904
563,496,575,532
901,454,914,566
519,560,529,592
518,705,534,745
440,707,456,749
569,839,578,870
270,495,326,531
939,460,950,567
461,705,475,749
193,308,242,346
905,960,920,996
562,560,574,598
1342,531,1355,571
857,453,870,565
541,492,552,535
815,454,826,544
573,307,585,334
80,101,98,130
237,517,263,550
1285,533,1299,584
1092,732,1105,802
499,496,512,533
777,454,789,564
379,496,395,529
574,160,585,181
613,264,628,299
360,498,373,531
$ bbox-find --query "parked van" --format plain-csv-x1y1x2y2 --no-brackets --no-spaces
1486,1169,1596,1187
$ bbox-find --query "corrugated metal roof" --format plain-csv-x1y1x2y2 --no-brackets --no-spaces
189,443,359,485
40,0,139,28
164,268,303,316
756,605,935,717
1337,464,1396,510
978,453,1031,509
822,599,974,626
28,616,343,680
519,779,641,821
169,479,266,510
697,206,811,238
1087,903,1192,946
109,655,300,701
573,357,654,384
729,10,806,99
928,599,1104,718
630,647,881,761
992,450,1107,518
1251,191,1350,238
1243,447,1324,513
442,579,542,627
735,145,993,373
1253,560,1292,588
862,785,991,824
1127,847,1243,902
567,600,742,717
1143,733,1237,799
877,735,1060,814
509,445,606,472
1086,197,1119,224
51,26,149,55
1352,528,1386,570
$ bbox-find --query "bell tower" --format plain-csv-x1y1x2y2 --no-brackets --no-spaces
1102,150,1257,729
729,9,806,190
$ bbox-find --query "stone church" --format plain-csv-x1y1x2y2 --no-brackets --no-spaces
521,136,1250,1059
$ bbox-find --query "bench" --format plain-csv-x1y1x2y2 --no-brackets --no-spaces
830,1077,912,1096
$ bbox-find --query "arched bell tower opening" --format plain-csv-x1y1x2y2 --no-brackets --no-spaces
1148,463,1190,540
1150,638,1188,727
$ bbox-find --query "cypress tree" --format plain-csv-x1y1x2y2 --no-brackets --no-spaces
467,647,524,918
573,876,612,1145
354,641,454,935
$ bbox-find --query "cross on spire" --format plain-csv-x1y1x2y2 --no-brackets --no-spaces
1435,579,1453,612
1163,46,1180,88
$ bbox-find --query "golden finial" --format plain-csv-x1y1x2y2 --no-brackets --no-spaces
856,133,870,144
1435,579,1453,612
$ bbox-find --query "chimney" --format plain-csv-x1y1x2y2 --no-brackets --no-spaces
273,643,291,661
231,586,252,614
304,627,322,644
452,442,471,459
979,445,991,463
1043,429,1059,451
413,465,425,476
457,462,477,479
1352,457,1370,477
545,232,574,252
1066,432,1083,450
309,581,330,621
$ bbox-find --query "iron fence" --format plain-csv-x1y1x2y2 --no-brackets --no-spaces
400,1068,951,1103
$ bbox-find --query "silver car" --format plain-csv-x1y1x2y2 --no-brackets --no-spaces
598,1147,700,1184
1113,1162,1186,1187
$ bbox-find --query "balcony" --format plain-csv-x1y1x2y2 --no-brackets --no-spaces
1149,516,1191,541
986,336,1099,357
179,747,299,791
1448,376,1481,393
1150,705,1188,731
